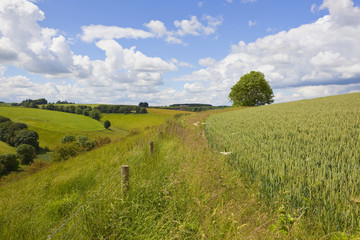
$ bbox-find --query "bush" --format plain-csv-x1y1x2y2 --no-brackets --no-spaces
0,122,28,146
75,107,83,115
13,130,39,150
94,136,111,148
77,135,94,151
61,135,76,144
104,120,111,129
140,108,148,114
27,160,50,174
16,144,36,164
0,116,11,124
51,142,81,161
90,109,101,120
0,121,12,142
0,154,19,176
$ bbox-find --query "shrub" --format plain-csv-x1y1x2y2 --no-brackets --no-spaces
16,144,36,164
51,142,81,161
0,121,12,142
77,135,94,151
13,130,39,150
140,107,148,114
104,120,111,129
94,136,111,148
90,109,101,120
0,116,11,124
27,160,50,174
61,135,76,144
0,154,19,176
75,107,83,115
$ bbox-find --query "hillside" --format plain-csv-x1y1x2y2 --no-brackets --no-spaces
1,94,360,239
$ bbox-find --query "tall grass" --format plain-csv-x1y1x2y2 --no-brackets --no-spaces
205,93,360,235
0,113,278,239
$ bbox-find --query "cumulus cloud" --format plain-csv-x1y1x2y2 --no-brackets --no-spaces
81,15,223,45
81,25,154,43
174,15,223,36
199,57,216,66
173,0,360,105
0,0,179,101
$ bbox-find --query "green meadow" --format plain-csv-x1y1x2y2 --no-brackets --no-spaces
101,108,189,131
0,141,15,155
0,107,126,149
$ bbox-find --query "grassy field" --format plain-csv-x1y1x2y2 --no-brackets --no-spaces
101,108,189,131
0,112,281,239
0,107,128,149
0,141,16,155
2,94,359,238
205,92,360,236
0,107,186,151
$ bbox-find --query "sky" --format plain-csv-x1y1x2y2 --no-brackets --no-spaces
0,0,360,106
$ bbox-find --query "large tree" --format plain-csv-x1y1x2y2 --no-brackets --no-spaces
229,71,274,106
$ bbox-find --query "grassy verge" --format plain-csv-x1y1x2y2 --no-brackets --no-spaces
1,110,282,239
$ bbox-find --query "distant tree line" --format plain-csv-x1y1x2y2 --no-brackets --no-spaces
12,99,148,121
0,116,40,177
169,103,212,107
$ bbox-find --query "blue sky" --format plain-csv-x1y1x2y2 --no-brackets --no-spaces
1,0,360,105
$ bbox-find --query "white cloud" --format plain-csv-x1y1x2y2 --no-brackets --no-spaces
311,4,317,13
80,25,154,43
0,0,178,102
81,15,223,45
320,0,360,26
0,0,74,75
171,58,193,68
199,57,216,66
172,0,360,105
174,15,223,37
144,20,168,37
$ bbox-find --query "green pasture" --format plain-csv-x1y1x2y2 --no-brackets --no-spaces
0,141,15,155
205,92,360,235
101,108,189,131
0,107,126,149
0,107,184,151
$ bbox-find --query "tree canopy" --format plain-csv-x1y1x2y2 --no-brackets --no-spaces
104,120,111,129
228,71,274,107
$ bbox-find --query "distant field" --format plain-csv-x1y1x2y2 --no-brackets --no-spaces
0,107,184,151
0,107,124,149
206,92,360,234
101,108,189,131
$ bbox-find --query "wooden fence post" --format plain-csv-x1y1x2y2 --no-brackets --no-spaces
121,165,129,194
149,141,154,155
